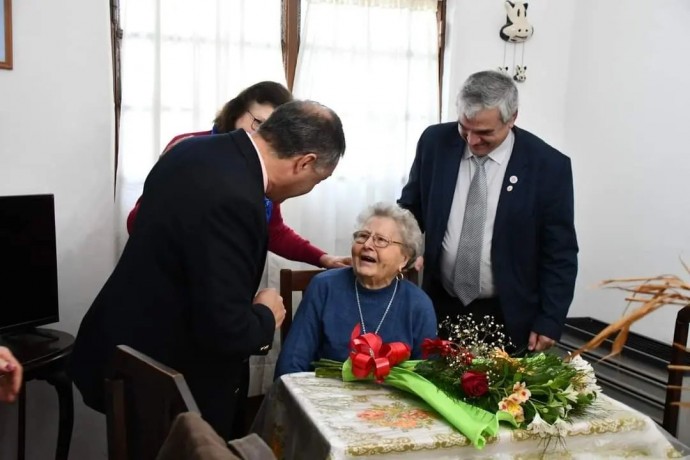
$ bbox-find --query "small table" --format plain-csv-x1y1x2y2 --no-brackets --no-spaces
253,372,685,459
0,328,74,460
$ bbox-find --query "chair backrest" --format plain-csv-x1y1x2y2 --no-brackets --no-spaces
279,269,325,344
106,344,200,460
279,268,419,344
663,305,690,436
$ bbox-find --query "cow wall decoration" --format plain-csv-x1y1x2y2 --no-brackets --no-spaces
499,1,533,83
500,0,533,43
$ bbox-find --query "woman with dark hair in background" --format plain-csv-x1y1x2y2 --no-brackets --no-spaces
127,81,350,269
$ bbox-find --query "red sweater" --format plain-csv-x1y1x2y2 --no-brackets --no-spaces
126,131,327,267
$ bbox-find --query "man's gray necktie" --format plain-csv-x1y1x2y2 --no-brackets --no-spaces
453,155,490,305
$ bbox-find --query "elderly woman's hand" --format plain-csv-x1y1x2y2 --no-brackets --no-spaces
319,254,352,269
0,346,23,403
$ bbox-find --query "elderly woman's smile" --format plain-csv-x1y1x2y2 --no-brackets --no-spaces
359,253,377,264
352,216,410,290
274,202,436,379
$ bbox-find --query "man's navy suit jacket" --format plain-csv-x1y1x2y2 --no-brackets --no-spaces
398,122,578,347
71,130,275,438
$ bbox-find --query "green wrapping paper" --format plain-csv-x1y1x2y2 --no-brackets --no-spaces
342,359,518,449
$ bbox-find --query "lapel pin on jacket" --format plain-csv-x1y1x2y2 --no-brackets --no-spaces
509,175,518,184
507,185,514,192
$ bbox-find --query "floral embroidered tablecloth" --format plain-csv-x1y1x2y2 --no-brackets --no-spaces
252,372,685,459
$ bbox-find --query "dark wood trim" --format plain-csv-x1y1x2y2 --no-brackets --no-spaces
110,0,123,195
0,0,13,70
282,0,300,91
663,305,690,436
437,0,447,120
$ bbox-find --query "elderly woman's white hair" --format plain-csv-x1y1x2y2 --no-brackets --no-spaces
356,202,423,270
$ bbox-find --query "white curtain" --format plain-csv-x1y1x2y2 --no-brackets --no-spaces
270,0,440,281
116,0,285,396
116,0,285,250
115,0,440,395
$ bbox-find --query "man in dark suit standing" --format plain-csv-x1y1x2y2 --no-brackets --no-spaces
71,100,346,440
398,70,577,352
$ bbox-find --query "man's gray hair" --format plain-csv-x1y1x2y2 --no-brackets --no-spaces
356,202,423,270
456,70,518,123
258,100,346,169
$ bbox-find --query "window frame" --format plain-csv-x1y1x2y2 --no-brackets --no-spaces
110,0,447,182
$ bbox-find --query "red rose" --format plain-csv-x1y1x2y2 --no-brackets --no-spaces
461,371,489,397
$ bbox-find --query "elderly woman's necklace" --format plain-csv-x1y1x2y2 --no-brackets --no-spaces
354,278,400,335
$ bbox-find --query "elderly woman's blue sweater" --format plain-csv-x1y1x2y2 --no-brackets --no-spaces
275,267,437,379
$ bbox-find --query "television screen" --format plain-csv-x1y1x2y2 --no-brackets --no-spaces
0,194,59,334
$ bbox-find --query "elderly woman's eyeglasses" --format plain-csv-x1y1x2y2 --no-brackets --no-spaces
248,111,264,131
352,231,403,249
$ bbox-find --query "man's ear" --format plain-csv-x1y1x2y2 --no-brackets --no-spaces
294,153,318,173
508,111,518,128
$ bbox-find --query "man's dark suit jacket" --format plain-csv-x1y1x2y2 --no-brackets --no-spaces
398,123,578,348
71,130,275,439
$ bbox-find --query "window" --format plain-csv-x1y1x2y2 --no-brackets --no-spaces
277,0,442,257
112,0,445,256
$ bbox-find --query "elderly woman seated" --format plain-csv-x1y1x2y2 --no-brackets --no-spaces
275,202,437,378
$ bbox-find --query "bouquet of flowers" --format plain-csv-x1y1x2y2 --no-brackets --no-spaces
314,314,601,449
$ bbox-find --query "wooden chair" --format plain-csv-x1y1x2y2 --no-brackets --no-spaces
663,305,690,436
279,268,419,344
240,269,328,432
105,345,200,460
279,269,326,344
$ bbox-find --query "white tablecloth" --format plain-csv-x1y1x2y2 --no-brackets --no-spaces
252,372,687,459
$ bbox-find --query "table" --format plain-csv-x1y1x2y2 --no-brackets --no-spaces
253,372,687,459
0,328,74,460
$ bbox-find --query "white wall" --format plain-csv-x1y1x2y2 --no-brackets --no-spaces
565,0,690,343
443,0,576,149
0,0,115,458
444,0,690,344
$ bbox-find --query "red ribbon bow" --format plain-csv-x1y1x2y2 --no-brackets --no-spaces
349,324,410,383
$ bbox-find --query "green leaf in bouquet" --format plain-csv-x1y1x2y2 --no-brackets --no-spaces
382,365,518,448
313,358,346,379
